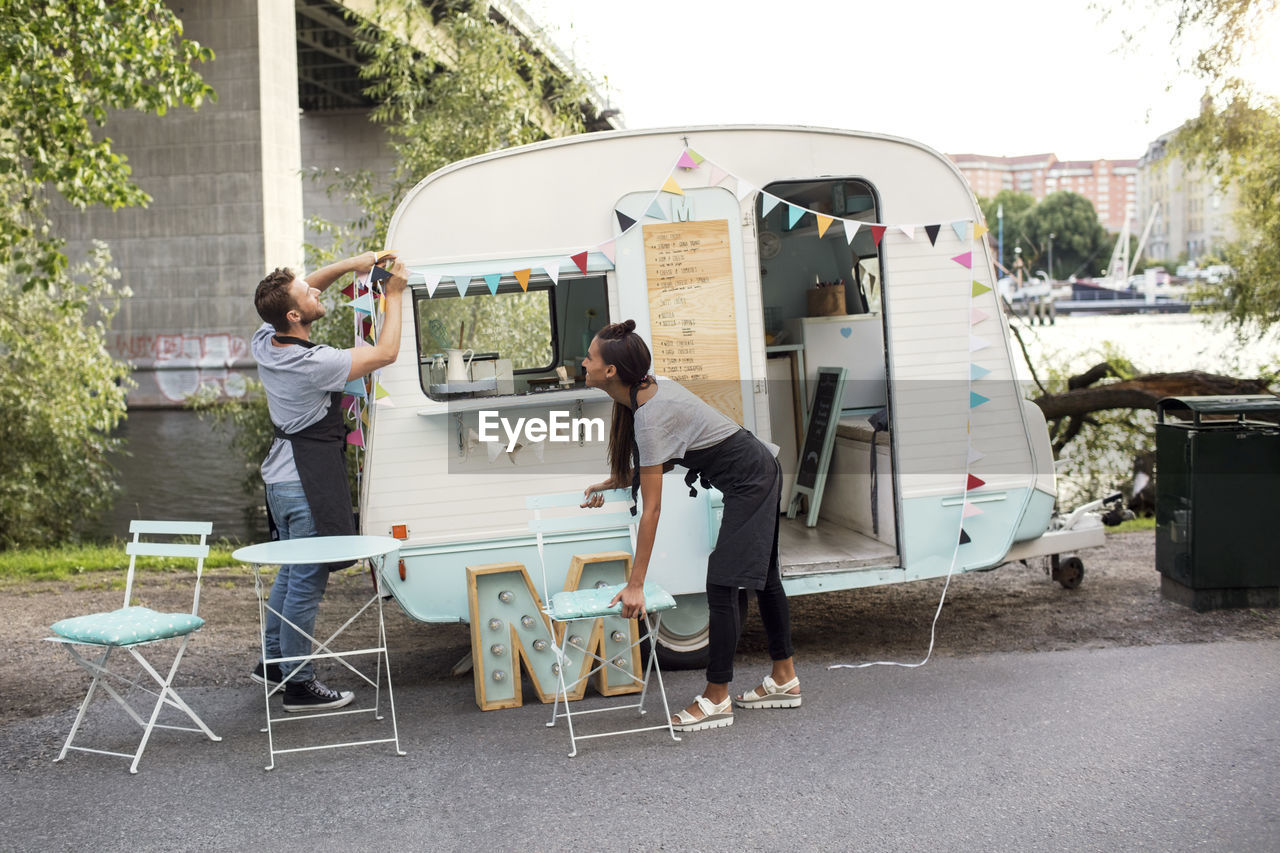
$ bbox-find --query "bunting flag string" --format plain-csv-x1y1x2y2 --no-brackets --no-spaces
402,143,990,309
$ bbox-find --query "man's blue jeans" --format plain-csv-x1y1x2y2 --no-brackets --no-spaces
263,480,329,684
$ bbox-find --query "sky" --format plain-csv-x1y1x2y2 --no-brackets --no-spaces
521,0,1280,160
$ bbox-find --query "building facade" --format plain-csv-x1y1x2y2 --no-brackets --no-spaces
948,152,1139,234
1136,128,1237,264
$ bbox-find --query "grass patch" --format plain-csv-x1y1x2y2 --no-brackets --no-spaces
1106,516,1156,534
0,541,245,582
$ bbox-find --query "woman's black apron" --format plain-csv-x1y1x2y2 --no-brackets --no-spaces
267,335,357,558
675,429,782,590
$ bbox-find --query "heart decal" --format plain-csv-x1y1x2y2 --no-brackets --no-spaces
840,327,852,338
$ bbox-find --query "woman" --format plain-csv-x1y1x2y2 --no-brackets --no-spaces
581,320,800,732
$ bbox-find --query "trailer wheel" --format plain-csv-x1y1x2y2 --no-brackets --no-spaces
1053,555,1085,590
638,591,728,670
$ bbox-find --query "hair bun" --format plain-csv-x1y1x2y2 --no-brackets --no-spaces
621,319,636,333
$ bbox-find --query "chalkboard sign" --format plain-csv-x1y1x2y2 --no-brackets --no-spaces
787,367,848,527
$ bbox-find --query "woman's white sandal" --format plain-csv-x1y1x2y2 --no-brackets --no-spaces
671,694,734,732
734,675,802,709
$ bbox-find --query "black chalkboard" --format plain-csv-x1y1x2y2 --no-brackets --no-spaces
788,367,847,526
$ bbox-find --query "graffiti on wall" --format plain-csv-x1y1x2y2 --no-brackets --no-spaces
112,332,252,403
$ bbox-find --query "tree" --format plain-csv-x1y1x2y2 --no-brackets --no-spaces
1021,193,1112,280
0,0,213,547
1118,0,1280,328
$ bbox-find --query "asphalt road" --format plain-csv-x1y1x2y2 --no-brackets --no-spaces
2,639,1277,852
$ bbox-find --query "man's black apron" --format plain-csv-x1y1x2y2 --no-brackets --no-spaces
267,335,357,565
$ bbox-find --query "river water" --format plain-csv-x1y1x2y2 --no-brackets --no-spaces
101,312,1279,544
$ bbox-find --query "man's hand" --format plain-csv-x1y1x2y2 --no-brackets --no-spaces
609,582,646,619
384,259,408,297
352,251,380,275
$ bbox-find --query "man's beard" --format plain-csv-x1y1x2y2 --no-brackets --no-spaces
297,304,326,328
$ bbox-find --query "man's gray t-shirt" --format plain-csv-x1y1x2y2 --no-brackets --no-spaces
634,377,740,467
251,320,353,484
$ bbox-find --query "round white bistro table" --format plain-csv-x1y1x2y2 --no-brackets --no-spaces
233,535,406,770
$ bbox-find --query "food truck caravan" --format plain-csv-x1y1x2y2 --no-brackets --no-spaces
356,126,1106,708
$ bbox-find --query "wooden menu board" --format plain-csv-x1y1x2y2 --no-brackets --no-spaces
642,219,742,424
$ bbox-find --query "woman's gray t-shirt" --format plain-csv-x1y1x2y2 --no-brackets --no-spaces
251,320,352,484
633,377,740,467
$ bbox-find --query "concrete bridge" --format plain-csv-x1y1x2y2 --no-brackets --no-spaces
52,0,618,407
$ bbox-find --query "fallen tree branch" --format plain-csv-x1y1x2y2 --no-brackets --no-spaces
1034,371,1272,421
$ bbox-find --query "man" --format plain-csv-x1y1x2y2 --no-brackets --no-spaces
250,251,408,711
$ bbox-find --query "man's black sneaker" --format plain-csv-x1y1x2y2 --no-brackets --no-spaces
250,662,284,688
282,679,355,712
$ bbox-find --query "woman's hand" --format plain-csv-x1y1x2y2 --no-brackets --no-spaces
580,478,618,508
609,582,646,619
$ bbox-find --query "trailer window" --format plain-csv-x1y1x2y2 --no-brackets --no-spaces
416,286,556,371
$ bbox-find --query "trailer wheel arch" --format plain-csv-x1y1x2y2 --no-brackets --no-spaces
643,589,753,670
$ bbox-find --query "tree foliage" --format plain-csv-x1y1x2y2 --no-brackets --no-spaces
0,243,132,547
1119,0,1280,328
978,191,1112,279
0,0,214,284
0,0,213,547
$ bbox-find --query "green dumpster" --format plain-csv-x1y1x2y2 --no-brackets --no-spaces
1156,395,1280,611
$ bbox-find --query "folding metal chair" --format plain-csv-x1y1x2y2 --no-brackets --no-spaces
45,520,221,773
528,490,680,757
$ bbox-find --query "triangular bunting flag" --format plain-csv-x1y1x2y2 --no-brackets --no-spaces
424,273,441,298
341,394,357,412
843,220,861,245
376,395,396,408
735,179,757,202
966,473,985,490
952,221,969,241
351,293,374,314
346,428,364,448
646,198,667,220
708,165,729,187
970,336,991,353
340,283,355,299
974,223,989,240
676,150,699,169
687,148,705,165
972,280,991,297
661,175,684,195
870,225,887,246
967,447,985,464
962,502,984,518
455,275,470,297
361,316,372,339
598,240,616,266
760,193,782,218
970,391,990,408
360,407,369,428
816,214,833,239
543,262,560,286
484,273,501,295
514,269,531,291
951,251,972,268
570,251,589,274
970,363,992,380
924,224,941,245
375,382,390,399
898,224,916,240
616,210,637,232
786,204,805,230
959,529,972,545
344,378,367,398
971,307,989,325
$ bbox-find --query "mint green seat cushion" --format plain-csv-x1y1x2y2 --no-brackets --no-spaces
549,582,677,620
51,607,204,646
